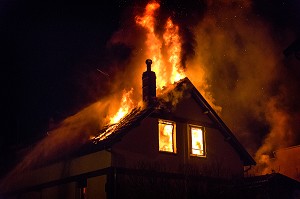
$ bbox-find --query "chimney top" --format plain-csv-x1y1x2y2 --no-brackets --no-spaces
146,59,152,71
142,59,156,104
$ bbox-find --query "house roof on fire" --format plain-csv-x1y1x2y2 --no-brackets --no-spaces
90,77,256,166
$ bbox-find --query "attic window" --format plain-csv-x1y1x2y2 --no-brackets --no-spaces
158,120,176,153
189,125,205,157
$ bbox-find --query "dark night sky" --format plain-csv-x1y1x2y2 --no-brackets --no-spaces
1,0,130,173
0,0,299,175
1,1,128,133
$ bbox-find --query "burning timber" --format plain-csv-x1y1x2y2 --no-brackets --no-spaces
92,106,155,143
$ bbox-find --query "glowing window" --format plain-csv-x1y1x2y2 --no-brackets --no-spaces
158,120,176,153
190,126,205,156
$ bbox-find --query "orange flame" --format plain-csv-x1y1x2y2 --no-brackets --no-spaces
91,89,135,141
135,1,165,88
109,88,134,124
163,18,185,83
101,1,220,130
136,1,186,91
92,1,187,141
96,1,220,132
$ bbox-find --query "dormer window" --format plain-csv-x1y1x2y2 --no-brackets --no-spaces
189,125,205,157
158,120,176,153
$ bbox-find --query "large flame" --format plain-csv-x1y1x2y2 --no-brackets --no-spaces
135,1,185,91
163,18,185,83
135,2,165,88
92,1,188,141
104,1,188,127
109,88,135,124
92,89,135,141
99,0,221,133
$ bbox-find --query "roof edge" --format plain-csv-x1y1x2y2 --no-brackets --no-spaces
179,78,256,166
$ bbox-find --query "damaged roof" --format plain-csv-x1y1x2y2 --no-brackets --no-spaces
91,77,256,166
92,105,155,145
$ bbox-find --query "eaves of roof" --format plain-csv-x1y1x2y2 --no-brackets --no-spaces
179,78,256,166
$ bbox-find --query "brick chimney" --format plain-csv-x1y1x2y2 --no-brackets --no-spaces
142,59,156,105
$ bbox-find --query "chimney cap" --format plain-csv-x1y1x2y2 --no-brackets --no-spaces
146,59,152,66
145,59,152,72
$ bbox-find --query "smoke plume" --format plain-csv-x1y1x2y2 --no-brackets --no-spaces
183,0,300,173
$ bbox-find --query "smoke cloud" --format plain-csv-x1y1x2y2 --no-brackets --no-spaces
181,0,300,173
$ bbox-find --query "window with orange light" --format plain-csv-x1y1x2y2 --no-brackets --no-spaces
190,125,205,157
158,120,176,153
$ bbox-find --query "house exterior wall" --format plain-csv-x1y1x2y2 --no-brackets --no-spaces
2,150,111,199
175,95,244,176
112,117,181,172
111,95,244,177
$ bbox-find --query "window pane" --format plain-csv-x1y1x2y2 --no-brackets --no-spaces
159,120,176,153
191,127,204,156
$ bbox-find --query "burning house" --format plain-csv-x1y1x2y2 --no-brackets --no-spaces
0,59,257,199
2,0,300,198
